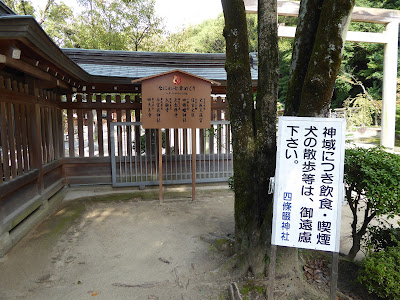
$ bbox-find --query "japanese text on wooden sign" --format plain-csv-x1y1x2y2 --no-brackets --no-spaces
141,71,212,129
271,117,346,252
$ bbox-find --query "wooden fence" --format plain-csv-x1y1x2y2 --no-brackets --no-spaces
60,93,229,185
0,76,230,255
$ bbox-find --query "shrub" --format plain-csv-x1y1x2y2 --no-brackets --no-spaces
358,246,400,299
344,146,400,260
364,223,400,252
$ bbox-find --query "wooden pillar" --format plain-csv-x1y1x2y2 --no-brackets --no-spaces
158,128,163,203
30,99,44,193
192,128,196,201
381,21,399,150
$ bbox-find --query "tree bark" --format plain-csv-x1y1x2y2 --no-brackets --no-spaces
221,0,258,259
255,0,278,258
286,0,355,117
298,0,355,117
222,0,279,275
284,0,324,116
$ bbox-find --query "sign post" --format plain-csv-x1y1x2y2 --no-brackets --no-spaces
269,116,346,299
132,70,219,203
192,128,196,201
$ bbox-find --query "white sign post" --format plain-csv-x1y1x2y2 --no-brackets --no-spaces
269,116,346,300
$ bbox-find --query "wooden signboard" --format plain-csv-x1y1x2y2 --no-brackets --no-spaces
132,70,220,203
134,70,217,129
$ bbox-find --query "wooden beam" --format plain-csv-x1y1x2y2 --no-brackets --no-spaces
0,54,70,89
278,25,391,44
245,0,400,24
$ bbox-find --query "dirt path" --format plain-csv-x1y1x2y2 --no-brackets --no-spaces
1,186,396,299
0,188,235,300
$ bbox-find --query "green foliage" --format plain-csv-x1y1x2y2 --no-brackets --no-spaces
278,38,293,103
396,103,400,138
365,223,400,252
41,3,76,47
3,0,35,16
343,94,381,128
345,147,400,218
67,0,163,51
358,246,400,299
345,146,400,259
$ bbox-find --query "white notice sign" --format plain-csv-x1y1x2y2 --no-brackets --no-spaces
271,117,346,252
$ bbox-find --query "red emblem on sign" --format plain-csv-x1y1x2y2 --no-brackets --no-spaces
173,75,182,85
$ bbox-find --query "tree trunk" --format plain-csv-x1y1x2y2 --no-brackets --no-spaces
283,0,355,270
298,0,355,116
222,0,279,275
254,0,278,264
221,0,258,264
284,0,324,116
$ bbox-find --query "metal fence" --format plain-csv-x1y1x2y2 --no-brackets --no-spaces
110,121,233,187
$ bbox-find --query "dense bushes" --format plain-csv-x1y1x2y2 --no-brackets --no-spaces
358,246,400,299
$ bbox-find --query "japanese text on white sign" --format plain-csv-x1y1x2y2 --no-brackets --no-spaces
271,117,346,252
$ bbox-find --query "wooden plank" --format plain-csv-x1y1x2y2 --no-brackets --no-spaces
7,103,17,179
165,129,171,155
14,104,24,176
0,90,59,108
5,78,12,91
48,108,55,162
200,129,205,154
174,129,179,154
77,94,84,157
192,128,196,201
106,95,112,156
183,129,188,154
67,94,75,157
60,102,142,110
135,95,141,122
125,95,132,158
53,108,60,160
86,94,94,157
0,54,69,89
96,95,104,157
41,107,48,164
87,111,94,157
134,95,141,156
158,128,163,203
32,103,44,193
0,169,39,199
116,95,122,157
25,104,34,171
0,102,10,181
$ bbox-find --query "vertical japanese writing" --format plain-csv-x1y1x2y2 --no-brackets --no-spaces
281,192,292,242
272,117,345,252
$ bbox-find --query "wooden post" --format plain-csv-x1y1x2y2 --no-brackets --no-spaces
192,128,196,201
381,21,399,150
268,245,277,300
158,128,163,203
330,252,339,300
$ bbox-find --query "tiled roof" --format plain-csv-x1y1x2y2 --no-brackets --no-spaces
62,48,259,83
